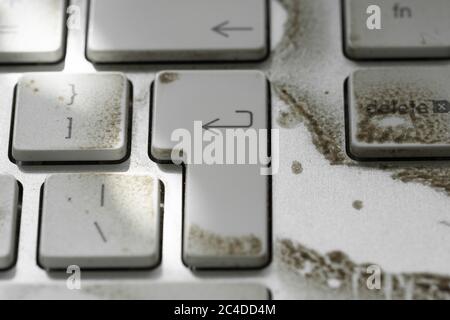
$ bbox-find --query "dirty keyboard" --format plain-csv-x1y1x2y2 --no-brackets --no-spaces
1,0,450,300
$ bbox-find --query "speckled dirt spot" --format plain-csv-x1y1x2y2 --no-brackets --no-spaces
277,239,450,299
83,77,127,149
291,160,303,174
24,79,39,92
188,224,262,256
159,72,179,84
352,200,363,210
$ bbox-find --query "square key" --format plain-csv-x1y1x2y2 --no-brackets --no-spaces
343,0,450,59
0,0,66,63
38,174,162,270
12,73,130,164
346,68,450,160
151,70,268,162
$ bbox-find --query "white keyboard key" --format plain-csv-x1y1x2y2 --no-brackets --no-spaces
0,175,19,270
151,71,271,269
184,164,270,269
346,68,450,160
0,0,66,63
38,174,162,270
0,283,270,300
344,0,450,59
12,73,130,164
87,0,268,63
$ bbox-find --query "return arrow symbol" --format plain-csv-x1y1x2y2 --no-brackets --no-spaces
202,110,253,133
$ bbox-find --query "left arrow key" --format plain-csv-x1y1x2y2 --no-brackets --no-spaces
87,0,268,62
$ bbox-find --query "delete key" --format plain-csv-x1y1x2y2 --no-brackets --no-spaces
346,68,450,160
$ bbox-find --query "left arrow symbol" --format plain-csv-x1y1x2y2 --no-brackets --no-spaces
211,20,254,38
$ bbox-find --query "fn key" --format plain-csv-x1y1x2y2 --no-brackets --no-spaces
344,0,450,59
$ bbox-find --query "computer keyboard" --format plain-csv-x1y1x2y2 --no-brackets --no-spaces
0,0,449,301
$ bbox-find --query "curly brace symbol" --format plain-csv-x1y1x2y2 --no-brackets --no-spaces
67,84,77,106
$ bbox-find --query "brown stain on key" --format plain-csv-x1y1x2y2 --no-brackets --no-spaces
24,79,40,94
159,72,179,84
188,224,262,256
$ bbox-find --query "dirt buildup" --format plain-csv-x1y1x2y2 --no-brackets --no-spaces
270,0,347,165
276,0,301,53
187,224,262,256
278,239,450,299
392,167,450,197
352,200,363,210
274,84,348,165
353,84,450,145
85,81,126,150
291,160,303,174
159,72,179,84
